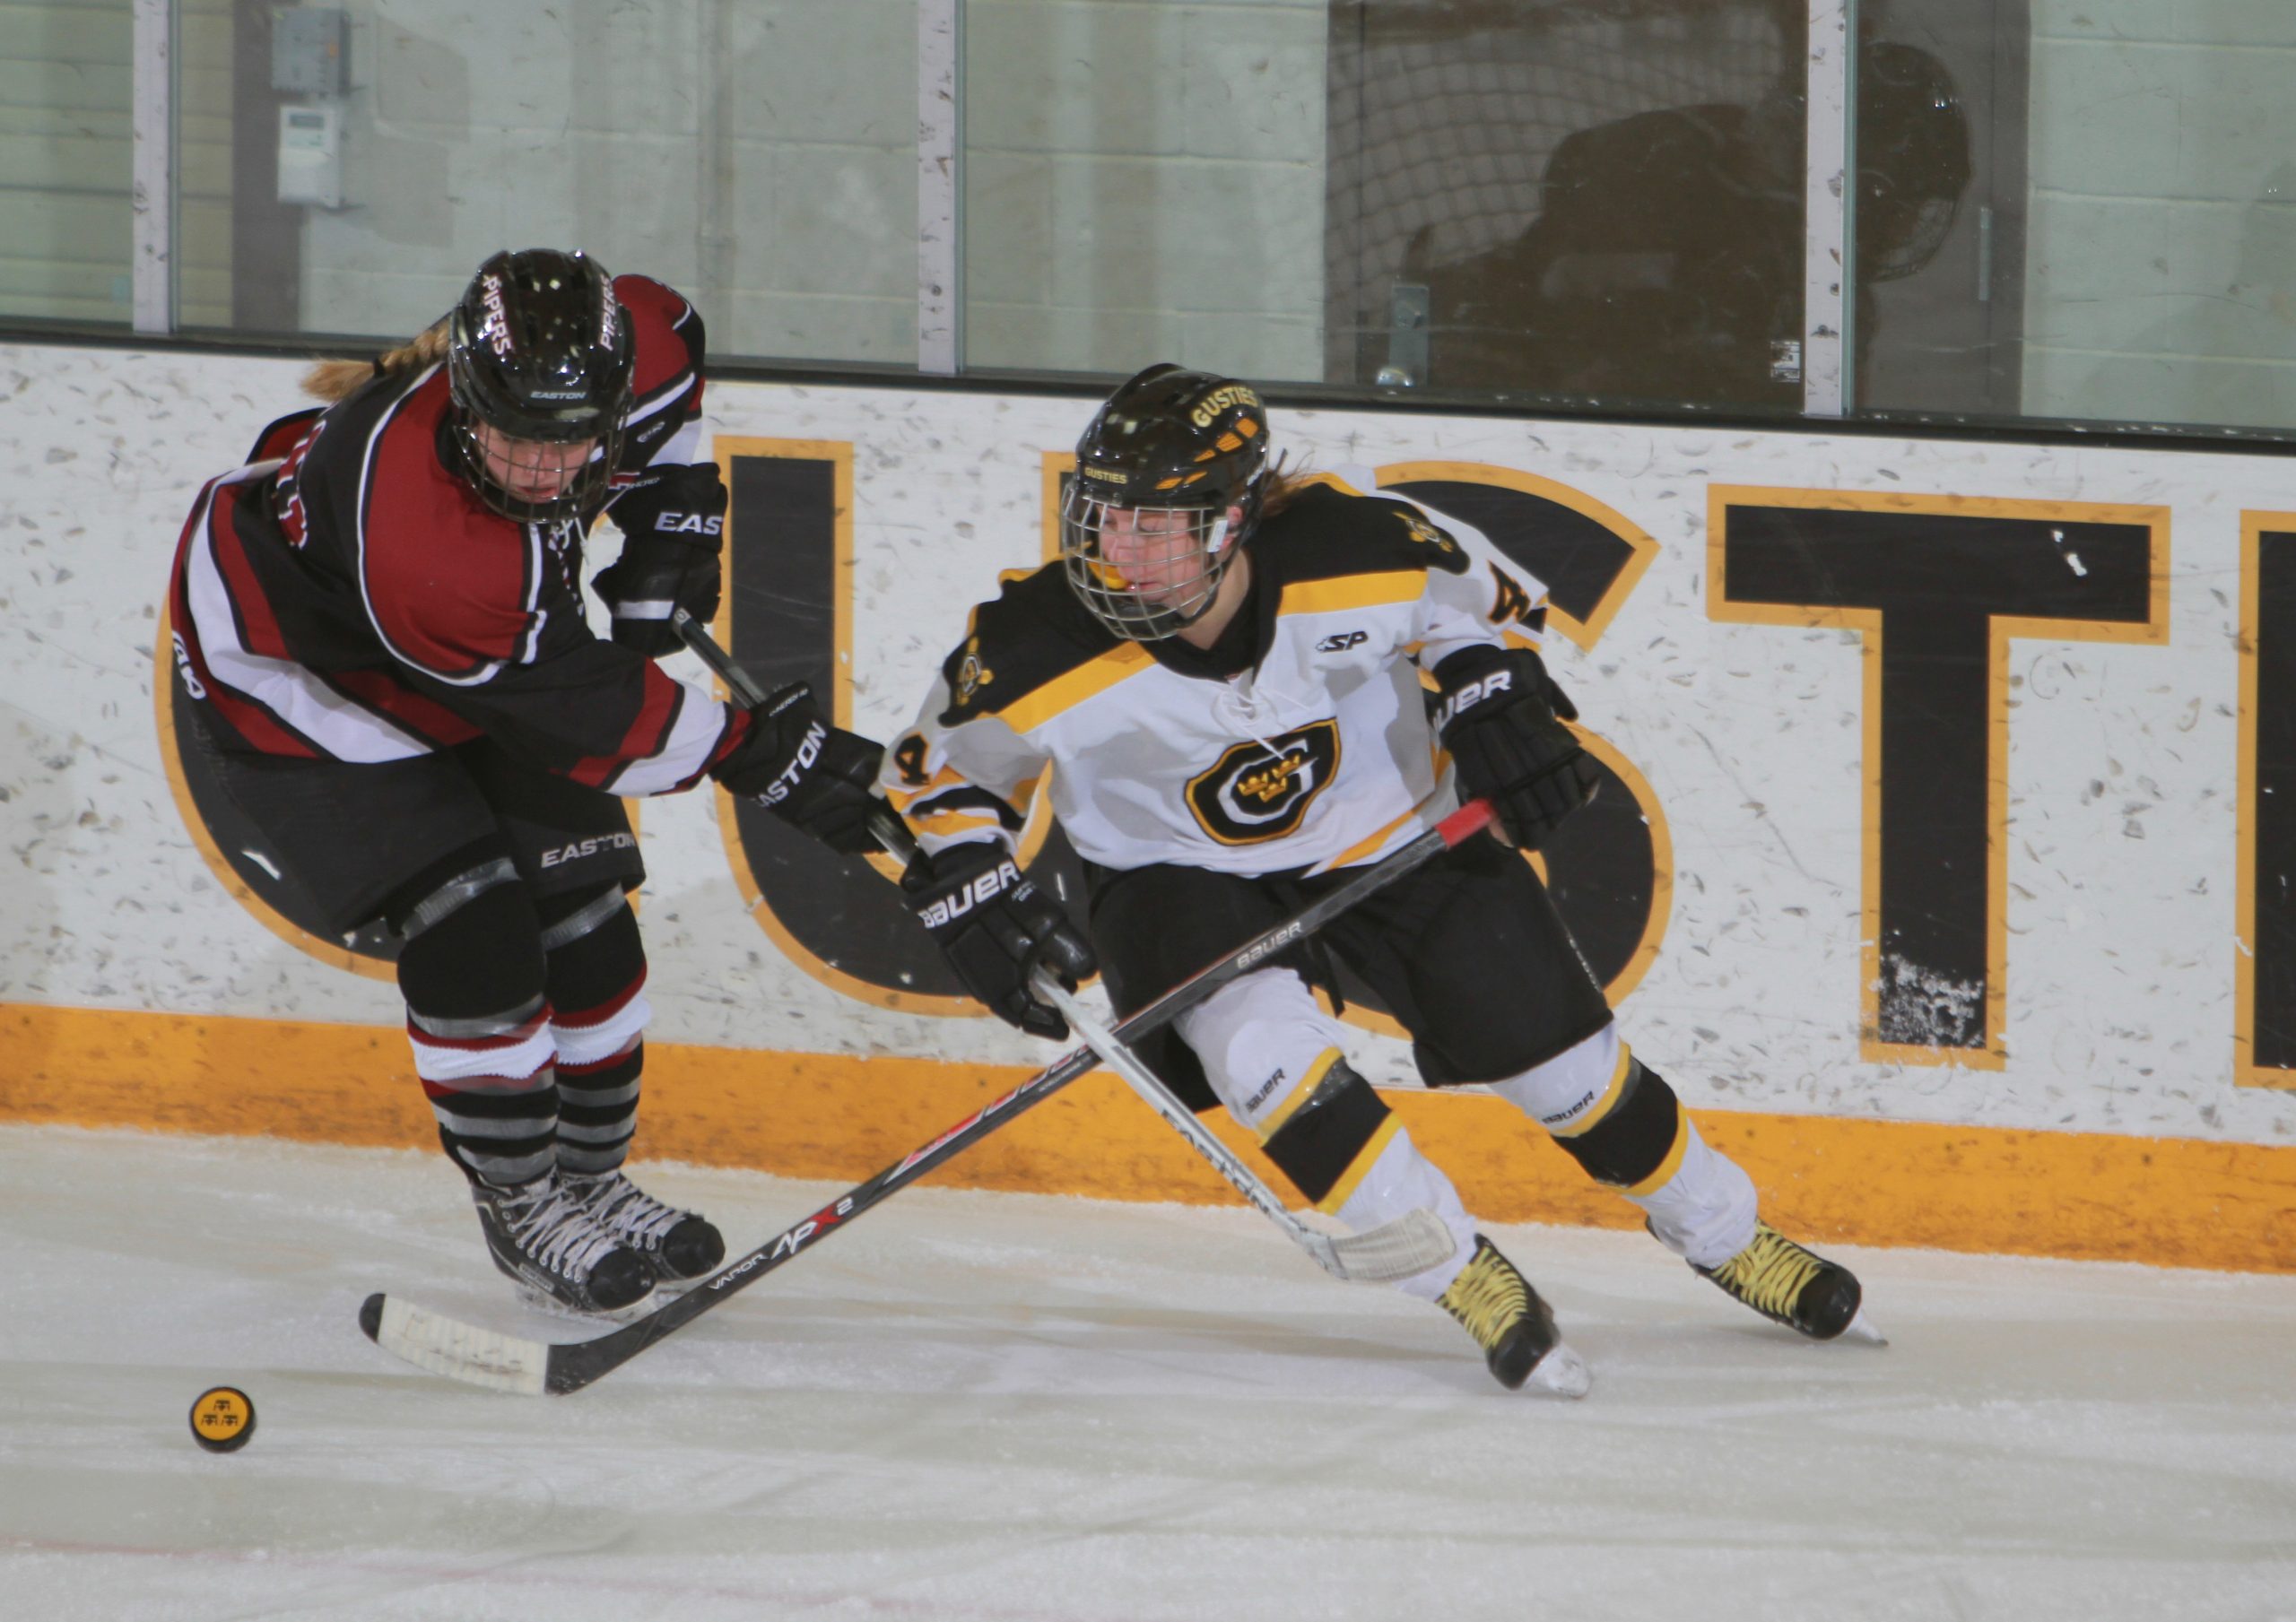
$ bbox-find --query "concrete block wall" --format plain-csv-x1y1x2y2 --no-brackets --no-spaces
2023,1,2296,429
0,0,234,330
962,0,1326,381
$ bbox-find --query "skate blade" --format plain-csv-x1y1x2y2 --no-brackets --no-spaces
1839,1307,1888,1346
1525,1340,1593,1400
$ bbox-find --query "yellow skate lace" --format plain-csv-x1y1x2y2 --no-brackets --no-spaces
1439,1245,1529,1351
1708,1224,1822,1320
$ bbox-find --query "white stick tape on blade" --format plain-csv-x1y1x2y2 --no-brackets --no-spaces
375,1297,551,1396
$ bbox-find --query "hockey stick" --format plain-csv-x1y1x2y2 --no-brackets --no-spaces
359,621,1497,1392
1031,974,1455,1282
679,608,1451,1280
361,799,1492,1393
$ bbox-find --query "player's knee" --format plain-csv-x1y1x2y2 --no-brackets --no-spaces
394,864,545,1024
1174,967,1342,1126
537,883,644,1016
1485,1024,1622,1131
1261,1057,1396,1208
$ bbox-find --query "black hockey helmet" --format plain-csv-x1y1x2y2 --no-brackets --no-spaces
446,248,635,523
1061,363,1271,642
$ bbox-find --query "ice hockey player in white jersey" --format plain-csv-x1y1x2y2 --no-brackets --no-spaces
882,363,1873,1392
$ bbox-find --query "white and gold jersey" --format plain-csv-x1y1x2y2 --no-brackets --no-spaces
883,476,1552,878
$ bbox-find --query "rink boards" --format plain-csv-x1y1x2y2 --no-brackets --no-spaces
1,342,2289,1271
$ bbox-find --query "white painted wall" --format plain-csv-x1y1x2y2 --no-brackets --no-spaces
4,339,2292,1158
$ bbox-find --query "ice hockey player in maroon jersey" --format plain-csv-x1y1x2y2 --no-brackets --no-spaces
883,364,1879,1392
165,248,883,1317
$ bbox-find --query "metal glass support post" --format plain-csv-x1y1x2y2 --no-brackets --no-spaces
918,0,964,375
1803,0,1855,416
132,0,176,334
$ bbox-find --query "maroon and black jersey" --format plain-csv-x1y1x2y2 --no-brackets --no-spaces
167,274,751,795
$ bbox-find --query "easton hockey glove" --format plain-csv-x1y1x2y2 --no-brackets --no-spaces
907,841,1098,1041
595,462,727,656
1433,644,1597,852
710,683,887,853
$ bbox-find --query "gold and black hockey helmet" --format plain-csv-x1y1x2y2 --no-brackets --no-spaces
447,248,635,524
1061,364,1272,642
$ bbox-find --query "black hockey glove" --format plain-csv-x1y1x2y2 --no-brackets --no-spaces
709,683,887,854
1433,644,1597,852
594,463,727,657
907,841,1099,1041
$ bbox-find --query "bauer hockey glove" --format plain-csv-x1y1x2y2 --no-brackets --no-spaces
906,841,1098,1041
710,683,887,854
1433,644,1597,851
595,462,728,656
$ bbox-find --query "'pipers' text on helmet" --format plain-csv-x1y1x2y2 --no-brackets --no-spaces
446,248,635,524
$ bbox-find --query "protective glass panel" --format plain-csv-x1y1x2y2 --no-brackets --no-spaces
199,0,916,366
1326,0,1808,412
961,0,1332,383
0,0,135,328
1849,3,2016,418
2012,3,2296,433
964,0,1809,403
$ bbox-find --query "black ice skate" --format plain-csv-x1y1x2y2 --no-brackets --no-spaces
1438,1235,1591,1397
1695,1222,1882,1342
472,1174,657,1316
563,1168,726,1283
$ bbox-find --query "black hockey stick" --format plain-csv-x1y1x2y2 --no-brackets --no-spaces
358,620,1492,1392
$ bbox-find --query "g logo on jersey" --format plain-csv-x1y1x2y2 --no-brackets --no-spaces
1186,722,1342,846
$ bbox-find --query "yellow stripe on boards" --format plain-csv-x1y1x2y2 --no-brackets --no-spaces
3,1002,2291,1274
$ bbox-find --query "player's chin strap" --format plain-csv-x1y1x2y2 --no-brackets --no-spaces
674,606,1453,1283
1030,973,1455,1283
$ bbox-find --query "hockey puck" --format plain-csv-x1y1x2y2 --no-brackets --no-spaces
189,1385,257,1453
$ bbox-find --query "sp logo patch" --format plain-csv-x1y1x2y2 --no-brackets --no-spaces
1185,721,1343,846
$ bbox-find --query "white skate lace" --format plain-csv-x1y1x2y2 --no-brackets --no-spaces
497,1181,626,1280
567,1171,688,1249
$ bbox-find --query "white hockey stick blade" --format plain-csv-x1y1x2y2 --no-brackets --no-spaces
1321,1207,1461,1283
366,1294,551,1396
1526,1339,1594,1400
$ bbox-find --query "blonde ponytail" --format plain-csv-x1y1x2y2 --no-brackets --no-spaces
1257,452,1317,519
300,318,452,403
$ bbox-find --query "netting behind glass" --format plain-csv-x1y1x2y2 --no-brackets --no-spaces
1326,0,1800,401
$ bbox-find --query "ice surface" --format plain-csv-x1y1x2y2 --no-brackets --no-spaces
3,1124,2292,1621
